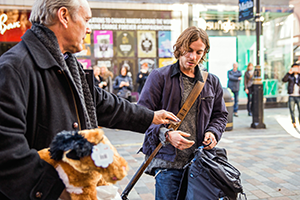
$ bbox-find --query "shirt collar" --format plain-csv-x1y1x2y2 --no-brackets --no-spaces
171,60,204,82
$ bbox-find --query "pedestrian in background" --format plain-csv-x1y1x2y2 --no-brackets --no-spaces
93,65,107,89
0,0,179,199
282,63,300,128
137,26,228,200
114,65,133,102
100,65,113,93
228,62,242,117
136,62,149,94
244,62,254,116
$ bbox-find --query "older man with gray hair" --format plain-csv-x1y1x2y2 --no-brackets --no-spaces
227,62,242,117
0,0,178,199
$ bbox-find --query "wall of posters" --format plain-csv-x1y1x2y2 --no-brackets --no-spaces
137,31,156,58
116,31,135,57
158,31,172,58
159,58,177,68
94,30,113,58
78,59,92,69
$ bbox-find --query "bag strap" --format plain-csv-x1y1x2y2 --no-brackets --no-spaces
169,70,208,130
148,70,208,163
121,70,208,200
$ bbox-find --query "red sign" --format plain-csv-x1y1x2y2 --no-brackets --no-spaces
0,10,31,42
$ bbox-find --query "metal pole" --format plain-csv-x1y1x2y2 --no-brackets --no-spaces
256,0,260,66
251,0,266,129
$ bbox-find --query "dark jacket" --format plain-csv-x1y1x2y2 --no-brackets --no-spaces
136,71,149,93
137,61,228,162
227,69,242,92
0,30,153,200
113,75,133,98
282,73,300,94
244,70,253,90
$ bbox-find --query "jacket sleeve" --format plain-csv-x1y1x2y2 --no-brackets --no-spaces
0,64,64,200
205,75,228,141
137,70,165,146
228,70,241,81
113,76,120,90
126,76,133,91
244,71,249,90
94,86,154,133
282,73,291,82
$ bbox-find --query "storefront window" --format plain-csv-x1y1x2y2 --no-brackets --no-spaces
263,14,293,97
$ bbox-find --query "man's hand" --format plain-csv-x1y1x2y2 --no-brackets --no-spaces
167,131,194,150
203,132,217,150
59,189,71,200
152,110,180,125
245,88,249,94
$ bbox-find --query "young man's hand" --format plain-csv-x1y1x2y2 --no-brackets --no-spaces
167,131,194,150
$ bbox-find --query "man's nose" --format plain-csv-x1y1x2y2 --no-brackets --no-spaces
190,51,196,59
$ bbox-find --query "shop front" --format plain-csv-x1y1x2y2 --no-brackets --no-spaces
0,9,31,56
192,4,293,106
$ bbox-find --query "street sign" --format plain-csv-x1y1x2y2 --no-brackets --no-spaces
239,0,254,22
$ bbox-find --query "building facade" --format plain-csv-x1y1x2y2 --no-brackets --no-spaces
0,0,294,105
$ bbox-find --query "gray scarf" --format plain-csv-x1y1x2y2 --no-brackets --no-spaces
31,23,97,129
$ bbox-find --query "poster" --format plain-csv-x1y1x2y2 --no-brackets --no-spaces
94,30,113,58
116,31,135,57
138,58,156,72
78,59,92,69
159,58,177,68
137,31,156,58
158,31,172,58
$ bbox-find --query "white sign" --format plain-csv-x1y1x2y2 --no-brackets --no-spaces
0,13,21,35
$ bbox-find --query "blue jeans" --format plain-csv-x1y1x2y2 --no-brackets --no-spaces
154,168,184,200
288,96,300,123
232,91,239,113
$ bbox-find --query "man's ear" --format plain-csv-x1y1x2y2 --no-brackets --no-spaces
57,7,70,28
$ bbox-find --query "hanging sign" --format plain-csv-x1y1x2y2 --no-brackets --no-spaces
239,0,254,22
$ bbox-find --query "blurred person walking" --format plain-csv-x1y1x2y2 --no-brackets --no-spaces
114,65,133,102
282,63,300,128
100,65,113,93
227,62,242,117
244,63,254,116
93,65,107,89
136,62,149,94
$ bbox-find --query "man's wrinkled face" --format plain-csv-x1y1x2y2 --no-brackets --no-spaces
65,0,91,53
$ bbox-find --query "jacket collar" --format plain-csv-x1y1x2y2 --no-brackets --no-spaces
21,29,61,70
171,60,204,82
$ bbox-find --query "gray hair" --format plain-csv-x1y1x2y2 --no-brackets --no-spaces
29,0,80,26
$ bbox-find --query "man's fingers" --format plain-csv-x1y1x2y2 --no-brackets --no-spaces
178,131,191,137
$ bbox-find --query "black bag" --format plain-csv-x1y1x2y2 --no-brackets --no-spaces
176,146,246,200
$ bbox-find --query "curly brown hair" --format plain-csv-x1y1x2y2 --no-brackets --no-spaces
173,26,210,64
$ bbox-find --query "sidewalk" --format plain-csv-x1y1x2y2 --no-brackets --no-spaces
105,107,300,200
